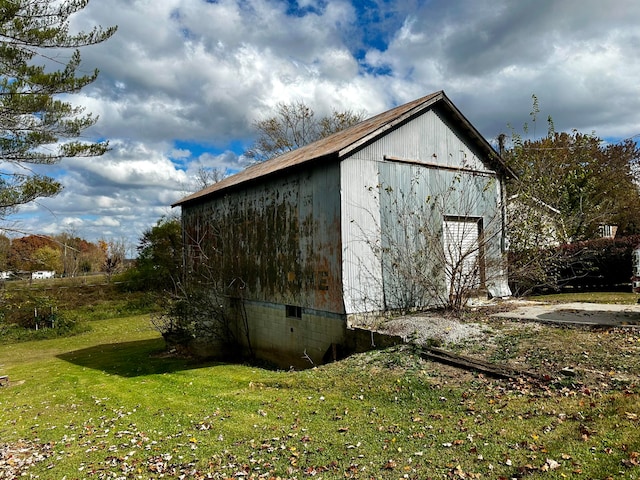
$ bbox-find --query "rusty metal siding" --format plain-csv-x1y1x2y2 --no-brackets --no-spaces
182,161,344,314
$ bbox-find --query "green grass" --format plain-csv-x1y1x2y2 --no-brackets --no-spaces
0,279,160,343
529,291,640,305
1,309,640,478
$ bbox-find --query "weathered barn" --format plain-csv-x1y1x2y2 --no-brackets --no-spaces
173,91,512,367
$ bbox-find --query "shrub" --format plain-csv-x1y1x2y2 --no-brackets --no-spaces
509,234,640,295
150,286,247,359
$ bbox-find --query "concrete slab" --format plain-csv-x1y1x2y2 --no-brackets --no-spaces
491,302,640,327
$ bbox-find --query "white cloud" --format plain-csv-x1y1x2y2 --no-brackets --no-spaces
11,0,640,248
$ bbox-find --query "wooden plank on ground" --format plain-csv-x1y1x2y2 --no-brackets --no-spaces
420,347,547,382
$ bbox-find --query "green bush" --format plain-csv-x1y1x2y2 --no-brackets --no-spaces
0,292,87,343
556,235,640,289
2,293,58,328
509,234,640,294
0,308,89,343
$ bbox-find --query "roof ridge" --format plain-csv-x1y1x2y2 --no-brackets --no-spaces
173,90,504,207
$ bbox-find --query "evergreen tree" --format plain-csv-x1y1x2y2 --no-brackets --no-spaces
0,0,116,219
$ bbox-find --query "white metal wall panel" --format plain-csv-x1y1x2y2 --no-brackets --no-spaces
340,157,384,314
349,108,487,171
443,219,480,293
341,103,510,313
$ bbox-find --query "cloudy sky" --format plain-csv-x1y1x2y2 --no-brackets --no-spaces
13,0,640,252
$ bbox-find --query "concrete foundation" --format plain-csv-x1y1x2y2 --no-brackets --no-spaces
237,301,348,369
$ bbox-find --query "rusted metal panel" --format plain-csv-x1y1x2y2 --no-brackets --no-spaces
182,162,345,314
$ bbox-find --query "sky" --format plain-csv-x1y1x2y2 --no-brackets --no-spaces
12,0,640,253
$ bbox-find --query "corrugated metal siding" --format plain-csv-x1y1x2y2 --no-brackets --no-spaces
342,106,506,312
182,162,345,314
350,107,487,170
377,162,439,309
376,163,501,309
340,157,384,314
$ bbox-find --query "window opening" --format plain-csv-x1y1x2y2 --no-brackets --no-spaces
286,305,302,319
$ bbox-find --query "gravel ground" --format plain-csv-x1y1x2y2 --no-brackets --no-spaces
374,299,640,347
373,312,492,346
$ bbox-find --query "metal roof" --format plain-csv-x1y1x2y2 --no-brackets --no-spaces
173,91,510,207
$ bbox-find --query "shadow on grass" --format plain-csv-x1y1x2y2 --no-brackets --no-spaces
57,338,221,377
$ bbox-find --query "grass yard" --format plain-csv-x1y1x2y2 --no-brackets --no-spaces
1,307,640,479
527,291,640,305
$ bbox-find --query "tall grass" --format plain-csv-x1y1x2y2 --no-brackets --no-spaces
0,278,160,343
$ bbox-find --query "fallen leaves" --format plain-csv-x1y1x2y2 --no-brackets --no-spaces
0,440,54,478
622,451,640,467
541,458,561,471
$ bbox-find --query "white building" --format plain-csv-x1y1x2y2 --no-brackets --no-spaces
32,271,55,280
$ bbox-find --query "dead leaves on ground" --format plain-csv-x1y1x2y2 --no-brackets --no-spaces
5,344,640,480
0,440,54,478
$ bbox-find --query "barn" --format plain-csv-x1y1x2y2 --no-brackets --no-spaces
173,91,512,367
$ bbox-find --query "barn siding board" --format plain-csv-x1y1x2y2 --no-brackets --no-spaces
340,157,384,314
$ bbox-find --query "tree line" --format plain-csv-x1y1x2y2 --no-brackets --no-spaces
0,233,126,277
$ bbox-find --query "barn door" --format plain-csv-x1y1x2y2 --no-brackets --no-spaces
443,218,483,297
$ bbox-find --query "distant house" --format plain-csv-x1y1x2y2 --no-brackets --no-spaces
173,91,513,367
31,271,55,280
507,194,562,249
598,224,618,239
